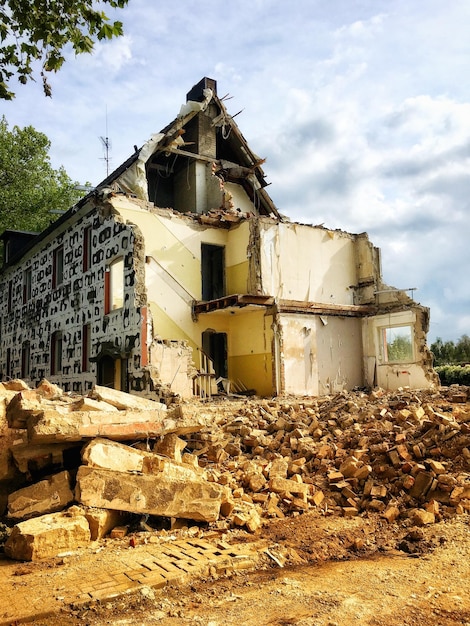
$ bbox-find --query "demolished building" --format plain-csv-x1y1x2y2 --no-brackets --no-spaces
0,77,438,399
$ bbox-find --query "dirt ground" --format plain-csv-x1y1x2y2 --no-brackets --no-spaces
27,510,470,626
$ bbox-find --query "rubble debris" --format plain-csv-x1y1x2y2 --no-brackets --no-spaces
2,380,470,560
81,438,204,479
7,470,74,520
75,465,230,523
84,508,129,540
90,385,167,411
4,507,91,561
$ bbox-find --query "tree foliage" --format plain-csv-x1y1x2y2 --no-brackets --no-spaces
0,0,129,99
0,116,84,233
431,335,470,366
387,335,413,362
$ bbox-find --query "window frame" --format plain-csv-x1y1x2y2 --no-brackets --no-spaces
104,256,124,314
83,226,92,272
52,245,64,289
23,267,32,304
50,330,63,375
379,324,414,364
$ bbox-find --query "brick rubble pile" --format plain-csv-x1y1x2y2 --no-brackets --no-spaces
1,379,469,559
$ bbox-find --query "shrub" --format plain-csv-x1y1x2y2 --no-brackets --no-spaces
435,364,470,386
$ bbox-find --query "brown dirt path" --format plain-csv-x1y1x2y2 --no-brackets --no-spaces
6,511,468,626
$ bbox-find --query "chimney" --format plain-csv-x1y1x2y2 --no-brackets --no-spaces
186,77,217,102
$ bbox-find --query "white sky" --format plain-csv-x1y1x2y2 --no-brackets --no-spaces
2,0,470,344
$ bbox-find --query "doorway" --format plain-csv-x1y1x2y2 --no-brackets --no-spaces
201,244,225,300
202,330,228,380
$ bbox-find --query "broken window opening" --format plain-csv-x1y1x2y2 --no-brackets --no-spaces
51,330,63,375
202,330,228,382
105,257,124,314
380,325,414,363
7,279,13,313
23,267,32,304
83,226,92,272
52,245,64,289
6,347,11,379
201,244,225,301
97,355,116,389
21,341,31,379
82,323,91,372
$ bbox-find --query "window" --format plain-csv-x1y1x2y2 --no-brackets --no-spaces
380,325,414,363
82,323,91,372
201,244,225,300
7,280,12,313
51,331,63,375
105,257,124,313
23,267,32,304
21,341,31,378
52,245,64,288
83,226,92,272
6,347,11,379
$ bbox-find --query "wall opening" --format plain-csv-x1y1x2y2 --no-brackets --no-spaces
21,341,31,379
52,245,64,289
50,331,63,375
97,355,115,388
82,323,91,372
201,244,225,301
105,257,124,313
379,324,414,363
202,330,228,381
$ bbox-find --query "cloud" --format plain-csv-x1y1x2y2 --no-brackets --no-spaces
2,0,470,342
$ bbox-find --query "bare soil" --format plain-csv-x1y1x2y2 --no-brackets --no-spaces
30,510,470,626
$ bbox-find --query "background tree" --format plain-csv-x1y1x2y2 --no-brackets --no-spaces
387,334,413,362
431,335,470,365
0,0,129,99
0,116,84,233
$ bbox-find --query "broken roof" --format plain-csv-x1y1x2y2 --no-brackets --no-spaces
96,77,281,219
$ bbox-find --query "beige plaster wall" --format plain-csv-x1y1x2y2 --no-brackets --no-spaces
258,221,358,304
362,310,434,390
280,314,363,396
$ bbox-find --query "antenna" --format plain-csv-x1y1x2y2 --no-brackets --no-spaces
100,106,111,176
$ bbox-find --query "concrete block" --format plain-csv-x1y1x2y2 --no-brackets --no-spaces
4,509,91,561
76,466,231,523
7,470,74,520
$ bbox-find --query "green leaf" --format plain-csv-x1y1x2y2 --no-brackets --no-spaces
0,0,129,98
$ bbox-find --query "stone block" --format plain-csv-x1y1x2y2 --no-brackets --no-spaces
10,442,79,474
7,470,74,520
4,509,91,561
36,379,63,400
409,471,435,499
27,404,203,443
76,466,230,523
6,390,43,429
73,397,119,412
90,385,167,411
81,438,204,481
411,508,435,526
84,508,128,540
153,433,187,462
269,476,310,497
